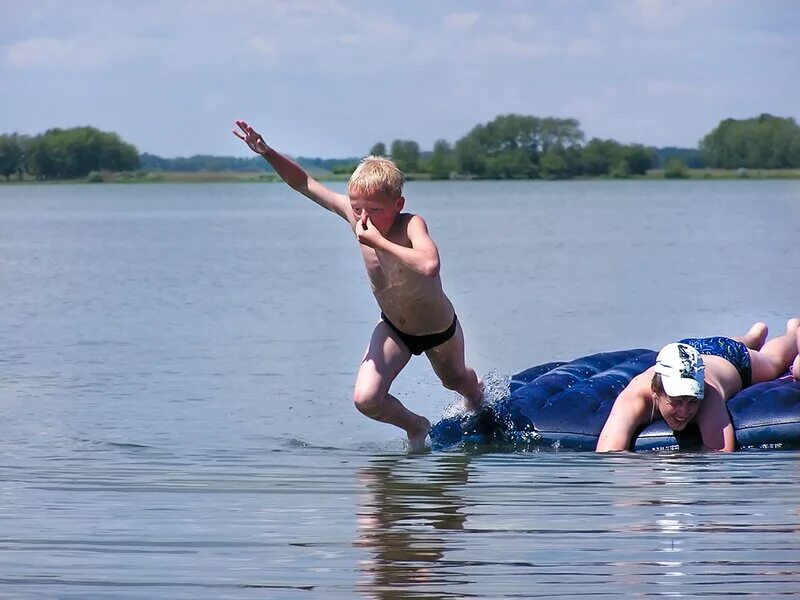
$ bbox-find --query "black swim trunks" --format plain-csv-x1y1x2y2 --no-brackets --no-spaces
380,312,458,356
679,336,752,388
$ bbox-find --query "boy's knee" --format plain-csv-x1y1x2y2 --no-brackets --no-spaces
353,386,384,417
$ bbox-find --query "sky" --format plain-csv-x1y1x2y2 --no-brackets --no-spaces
2,0,798,158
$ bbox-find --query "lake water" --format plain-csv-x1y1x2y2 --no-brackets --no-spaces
1,180,799,598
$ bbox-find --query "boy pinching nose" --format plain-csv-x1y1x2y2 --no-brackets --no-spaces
233,120,482,450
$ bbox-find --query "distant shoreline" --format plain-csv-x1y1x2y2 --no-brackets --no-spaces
2,168,800,185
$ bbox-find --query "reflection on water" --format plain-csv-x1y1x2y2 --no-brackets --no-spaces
602,453,800,597
353,452,800,599
356,455,471,598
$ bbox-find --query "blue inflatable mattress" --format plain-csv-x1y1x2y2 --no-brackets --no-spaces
430,349,800,452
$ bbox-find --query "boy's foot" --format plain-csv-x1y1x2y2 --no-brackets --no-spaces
463,378,484,412
407,416,431,452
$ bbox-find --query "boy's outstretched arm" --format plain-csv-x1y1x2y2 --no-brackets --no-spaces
233,120,350,220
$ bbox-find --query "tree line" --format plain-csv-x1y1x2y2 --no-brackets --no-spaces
364,117,655,179
0,127,139,180
362,113,799,179
1,113,798,181
700,114,800,169
137,152,361,174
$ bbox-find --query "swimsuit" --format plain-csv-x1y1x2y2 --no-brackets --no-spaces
380,312,458,356
678,336,752,388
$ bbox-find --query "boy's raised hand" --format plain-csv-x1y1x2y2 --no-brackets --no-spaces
233,120,269,155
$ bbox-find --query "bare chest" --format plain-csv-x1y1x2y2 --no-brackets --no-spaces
361,246,414,291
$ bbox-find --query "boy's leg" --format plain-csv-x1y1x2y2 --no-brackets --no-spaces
792,326,800,379
425,320,483,411
749,318,800,383
353,322,430,450
733,322,768,350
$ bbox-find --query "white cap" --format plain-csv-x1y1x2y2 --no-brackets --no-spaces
654,342,705,399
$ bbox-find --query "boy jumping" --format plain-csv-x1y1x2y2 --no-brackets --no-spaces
234,121,482,450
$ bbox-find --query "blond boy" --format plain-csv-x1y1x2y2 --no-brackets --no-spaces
234,121,482,450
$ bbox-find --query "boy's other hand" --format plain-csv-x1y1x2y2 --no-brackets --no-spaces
233,120,269,155
356,215,384,249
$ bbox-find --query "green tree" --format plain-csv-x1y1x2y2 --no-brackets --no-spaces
0,134,25,180
620,144,653,175
26,130,67,179
539,117,584,153
426,139,455,179
581,138,619,175
539,151,567,179
331,163,357,175
579,139,652,176
453,114,585,179
789,136,800,167
664,157,689,179
609,160,631,179
390,140,420,173
484,148,539,179
25,126,139,179
700,114,800,169
454,136,486,177
369,142,387,156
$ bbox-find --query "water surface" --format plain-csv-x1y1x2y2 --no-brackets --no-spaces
1,180,799,598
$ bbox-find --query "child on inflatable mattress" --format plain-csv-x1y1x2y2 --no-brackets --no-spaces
597,319,800,452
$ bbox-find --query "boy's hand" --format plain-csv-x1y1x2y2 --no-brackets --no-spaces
355,214,385,249
233,120,270,155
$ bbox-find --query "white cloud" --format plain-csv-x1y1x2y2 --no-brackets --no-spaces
500,11,542,34
617,0,735,32
197,0,345,18
346,12,411,46
624,0,690,29
248,36,278,56
566,38,607,58
219,2,410,68
6,38,81,68
5,35,164,71
337,34,362,45
444,12,480,30
1,0,797,155
474,36,549,59
643,79,734,102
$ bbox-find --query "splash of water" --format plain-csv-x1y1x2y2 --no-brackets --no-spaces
482,369,511,403
438,369,510,419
